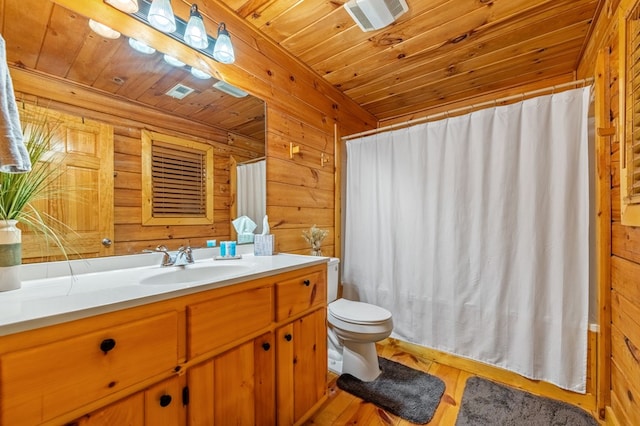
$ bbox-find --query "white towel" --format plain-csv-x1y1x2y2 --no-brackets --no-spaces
0,34,30,173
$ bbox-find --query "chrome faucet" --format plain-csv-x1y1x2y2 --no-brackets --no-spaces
143,245,195,267
174,246,194,266
143,245,176,267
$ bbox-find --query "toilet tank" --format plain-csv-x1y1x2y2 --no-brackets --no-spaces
327,258,340,303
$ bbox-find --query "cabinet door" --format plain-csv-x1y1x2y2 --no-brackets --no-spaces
276,308,327,425
1,312,179,425
145,376,185,426
188,332,275,425
72,393,145,425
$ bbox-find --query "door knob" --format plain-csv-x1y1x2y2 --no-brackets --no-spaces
102,238,112,247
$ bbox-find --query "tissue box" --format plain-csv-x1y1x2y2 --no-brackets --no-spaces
254,234,274,256
237,233,254,244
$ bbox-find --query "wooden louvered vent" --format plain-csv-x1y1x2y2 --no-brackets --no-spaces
152,141,206,217
627,6,640,203
142,130,214,226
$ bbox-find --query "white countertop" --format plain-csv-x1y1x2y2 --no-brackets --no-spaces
0,249,328,337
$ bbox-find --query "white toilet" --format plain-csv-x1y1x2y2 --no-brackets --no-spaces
326,258,393,382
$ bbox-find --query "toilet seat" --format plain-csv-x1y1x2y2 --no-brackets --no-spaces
328,298,392,325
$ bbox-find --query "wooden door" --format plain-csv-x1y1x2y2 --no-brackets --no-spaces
276,308,328,425
19,104,114,261
187,332,275,425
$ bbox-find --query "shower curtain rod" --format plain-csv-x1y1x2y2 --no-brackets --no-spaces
238,156,266,165
342,77,594,141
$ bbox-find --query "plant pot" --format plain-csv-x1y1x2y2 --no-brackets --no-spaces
0,220,22,291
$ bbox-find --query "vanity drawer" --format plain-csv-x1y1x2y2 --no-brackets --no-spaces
275,269,326,322
0,311,179,426
187,286,273,358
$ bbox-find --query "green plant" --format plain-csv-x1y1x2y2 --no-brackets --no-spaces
0,110,71,258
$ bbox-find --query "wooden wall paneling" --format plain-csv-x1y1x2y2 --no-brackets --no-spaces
578,0,620,78
609,363,640,426
595,49,613,418
612,223,640,263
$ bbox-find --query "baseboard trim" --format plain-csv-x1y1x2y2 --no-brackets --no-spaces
380,337,597,412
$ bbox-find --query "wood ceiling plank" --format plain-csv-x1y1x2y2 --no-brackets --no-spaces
302,0,556,69
367,54,580,119
350,21,590,105
256,0,344,43
135,68,193,107
66,31,122,86
115,54,170,100
90,40,150,94
382,42,583,106
287,0,452,60
35,4,88,77
343,3,597,99
244,0,302,29
2,0,52,69
321,0,597,90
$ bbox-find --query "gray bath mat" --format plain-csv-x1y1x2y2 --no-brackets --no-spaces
336,357,445,424
455,376,599,426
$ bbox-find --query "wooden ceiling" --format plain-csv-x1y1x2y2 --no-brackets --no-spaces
222,0,604,121
0,0,266,143
2,0,604,127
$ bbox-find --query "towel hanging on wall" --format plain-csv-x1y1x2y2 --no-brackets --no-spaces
0,34,30,173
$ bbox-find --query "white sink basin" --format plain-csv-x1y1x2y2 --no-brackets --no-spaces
139,262,256,285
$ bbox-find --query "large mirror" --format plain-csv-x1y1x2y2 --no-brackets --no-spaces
2,0,266,260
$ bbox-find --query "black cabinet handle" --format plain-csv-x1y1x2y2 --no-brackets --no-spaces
303,279,311,286
159,394,172,407
100,338,116,354
262,342,271,351
284,333,292,341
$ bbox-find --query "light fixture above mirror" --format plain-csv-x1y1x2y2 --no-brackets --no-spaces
104,0,235,65
148,0,176,33
105,0,139,13
185,4,208,49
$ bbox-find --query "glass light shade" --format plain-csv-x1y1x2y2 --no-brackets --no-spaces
184,4,208,49
88,19,121,39
148,0,176,33
163,54,185,67
213,23,234,64
128,38,156,54
105,0,139,13
190,67,212,79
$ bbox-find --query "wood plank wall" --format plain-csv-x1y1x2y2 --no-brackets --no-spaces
578,0,640,424
11,69,262,256
15,0,377,255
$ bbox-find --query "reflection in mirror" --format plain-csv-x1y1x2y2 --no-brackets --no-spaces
2,0,266,260
231,157,266,243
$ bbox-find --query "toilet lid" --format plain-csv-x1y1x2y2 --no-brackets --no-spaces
329,298,392,324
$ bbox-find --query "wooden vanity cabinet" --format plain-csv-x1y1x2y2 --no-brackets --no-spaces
187,332,275,425
71,376,185,426
0,263,327,426
275,269,328,425
0,311,179,426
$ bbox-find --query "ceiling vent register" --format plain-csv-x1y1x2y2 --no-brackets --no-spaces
344,0,409,31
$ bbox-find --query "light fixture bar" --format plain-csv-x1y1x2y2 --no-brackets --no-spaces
127,0,226,63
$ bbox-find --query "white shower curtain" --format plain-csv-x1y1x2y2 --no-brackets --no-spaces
237,160,266,234
343,87,590,392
